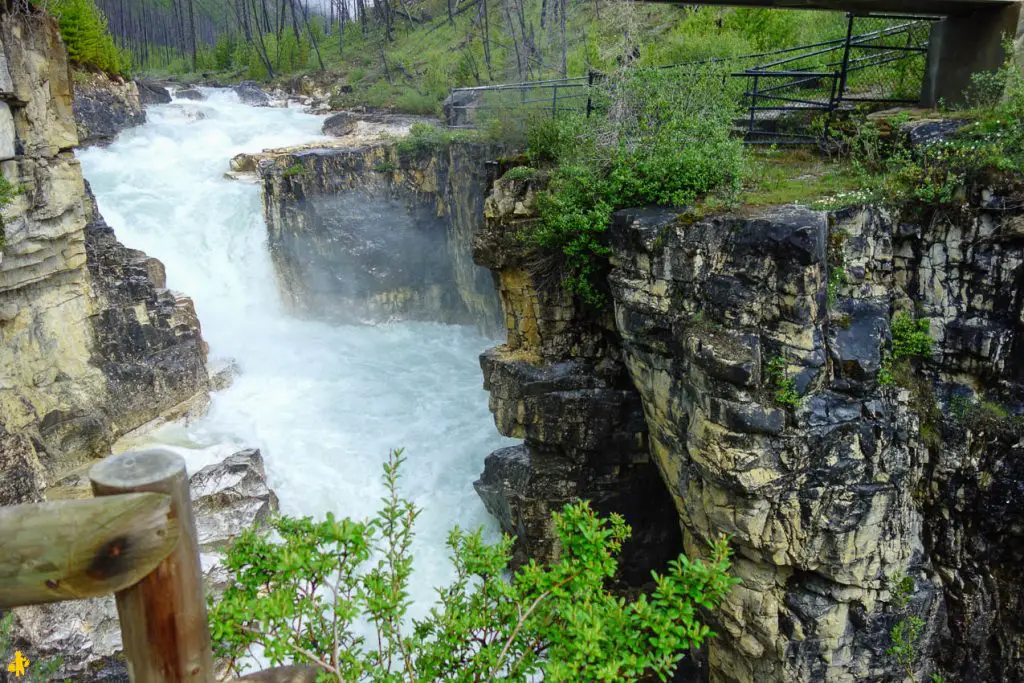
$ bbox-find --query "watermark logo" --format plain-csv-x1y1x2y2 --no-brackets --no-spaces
7,651,30,678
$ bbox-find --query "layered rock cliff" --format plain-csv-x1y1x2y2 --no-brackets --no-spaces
72,70,145,146
0,11,208,503
473,173,1023,681
259,138,503,334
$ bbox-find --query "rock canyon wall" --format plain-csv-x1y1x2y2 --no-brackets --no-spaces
259,139,504,334
474,174,1023,682
0,11,207,504
255,127,1023,681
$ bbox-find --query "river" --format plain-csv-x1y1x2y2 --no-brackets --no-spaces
77,89,512,625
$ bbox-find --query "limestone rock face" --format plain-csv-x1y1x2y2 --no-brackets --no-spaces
72,71,145,146
0,11,208,502
84,185,209,436
259,140,503,333
604,197,1023,682
12,449,278,680
470,165,1023,682
472,176,683,584
1,14,77,157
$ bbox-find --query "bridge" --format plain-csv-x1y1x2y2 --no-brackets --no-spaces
644,0,1022,105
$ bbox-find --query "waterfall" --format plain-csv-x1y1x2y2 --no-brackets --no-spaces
78,89,512,618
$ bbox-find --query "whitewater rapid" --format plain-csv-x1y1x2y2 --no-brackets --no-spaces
77,89,512,616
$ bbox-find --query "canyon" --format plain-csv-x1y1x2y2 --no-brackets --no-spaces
262,133,1023,681
1,8,1022,683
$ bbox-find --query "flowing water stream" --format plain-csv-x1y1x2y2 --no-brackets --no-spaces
78,89,513,620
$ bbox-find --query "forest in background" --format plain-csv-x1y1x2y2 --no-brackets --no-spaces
61,0,858,113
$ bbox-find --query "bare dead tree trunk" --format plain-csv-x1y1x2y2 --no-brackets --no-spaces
558,0,567,77
187,0,197,71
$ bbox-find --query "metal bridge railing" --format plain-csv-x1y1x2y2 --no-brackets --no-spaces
443,12,938,144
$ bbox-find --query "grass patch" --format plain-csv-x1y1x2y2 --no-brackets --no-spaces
737,149,863,208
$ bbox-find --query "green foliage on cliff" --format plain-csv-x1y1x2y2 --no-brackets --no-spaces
846,49,1024,220
765,357,801,409
526,66,743,305
49,0,131,78
210,450,738,682
879,313,933,387
0,174,20,251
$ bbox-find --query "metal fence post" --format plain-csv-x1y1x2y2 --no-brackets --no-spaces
586,70,594,118
90,449,214,683
552,84,558,118
748,73,760,139
836,12,856,105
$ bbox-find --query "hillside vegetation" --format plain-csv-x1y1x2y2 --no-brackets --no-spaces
86,0,855,113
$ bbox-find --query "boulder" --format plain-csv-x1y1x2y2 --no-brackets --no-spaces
174,87,205,101
135,78,172,105
11,448,278,680
322,111,355,137
232,81,271,107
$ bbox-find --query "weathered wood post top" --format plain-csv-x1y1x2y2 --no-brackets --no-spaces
90,449,215,683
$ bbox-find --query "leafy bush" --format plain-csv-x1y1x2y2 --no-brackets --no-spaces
524,65,742,305
50,0,130,78
210,450,738,682
394,123,465,156
879,313,932,386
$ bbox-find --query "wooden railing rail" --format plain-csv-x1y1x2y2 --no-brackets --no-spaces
0,448,320,682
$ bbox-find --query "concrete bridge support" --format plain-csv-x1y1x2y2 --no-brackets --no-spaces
922,3,1022,106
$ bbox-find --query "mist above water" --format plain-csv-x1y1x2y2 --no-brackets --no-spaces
78,89,512,613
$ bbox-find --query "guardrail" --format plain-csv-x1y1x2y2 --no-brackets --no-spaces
0,449,320,683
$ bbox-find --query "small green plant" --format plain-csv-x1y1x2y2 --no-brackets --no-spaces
0,173,21,251
879,313,932,386
885,573,944,683
826,267,847,307
210,449,738,682
0,613,63,682
502,166,536,181
765,356,801,408
282,163,305,179
373,161,397,173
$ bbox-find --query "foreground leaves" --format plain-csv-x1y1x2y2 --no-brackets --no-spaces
210,449,738,682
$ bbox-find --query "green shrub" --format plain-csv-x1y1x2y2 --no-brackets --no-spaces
502,166,536,181
525,65,743,305
282,163,304,179
765,356,801,408
394,123,464,156
393,87,440,115
879,313,932,386
847,49,1024,221
210,450,738,682
50,0,130,78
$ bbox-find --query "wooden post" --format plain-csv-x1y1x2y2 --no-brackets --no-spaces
90,449,214,683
